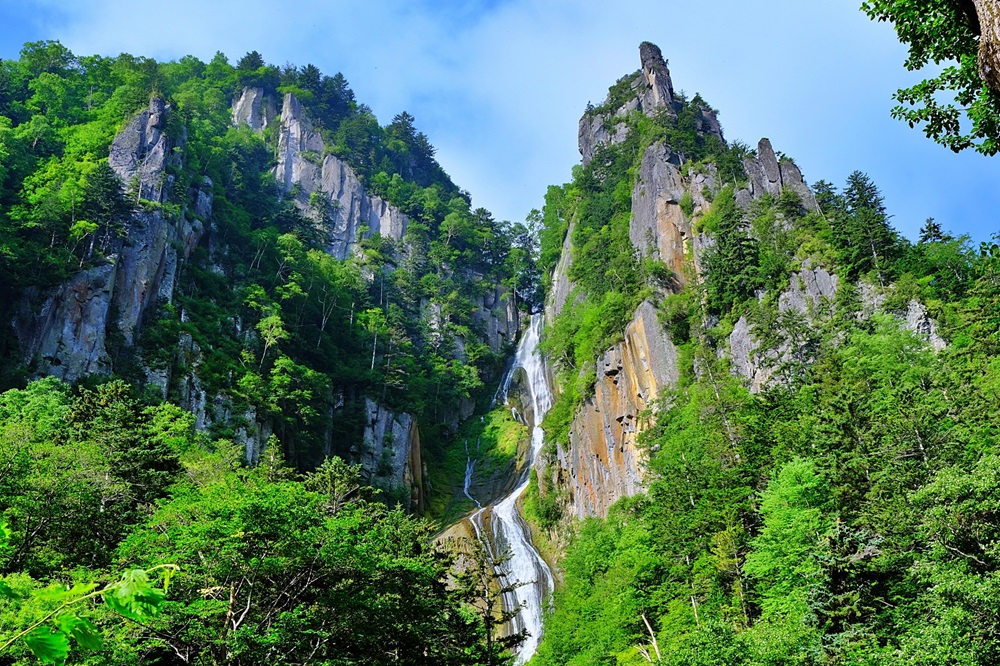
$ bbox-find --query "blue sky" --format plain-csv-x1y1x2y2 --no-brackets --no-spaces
2,0,998,243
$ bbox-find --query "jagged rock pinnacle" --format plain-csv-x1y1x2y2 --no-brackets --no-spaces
639,41,675,111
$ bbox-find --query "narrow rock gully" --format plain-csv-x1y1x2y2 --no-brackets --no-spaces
466,314,555,664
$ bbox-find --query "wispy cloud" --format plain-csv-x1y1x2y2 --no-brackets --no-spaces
4,0,998,240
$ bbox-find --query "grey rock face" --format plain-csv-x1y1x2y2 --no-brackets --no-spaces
757,138,782,196
741,138,818,211
173,332,272,462
778,266,838,315
778,159,819,211
905,300,947,352
728,315,773,393
273,93,409,260
110,97,170,202
231,87,276,132
546,218,577,324
113,176,209,345
630,143,687,270
17,99,211,378
357,398,423,511
471,284,519,352
318,154,408,259
14,264,116,381
731,265,838,393
638,42,676,113
578,113,630,167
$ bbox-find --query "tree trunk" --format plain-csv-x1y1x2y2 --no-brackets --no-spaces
973,0,1000,94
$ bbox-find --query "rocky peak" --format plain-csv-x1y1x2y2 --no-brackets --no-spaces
740,137,819,211
638,41,676,112
579,42,723,165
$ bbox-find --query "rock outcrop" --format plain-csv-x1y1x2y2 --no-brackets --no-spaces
356,399,424,511
271,92,518,354
546,219,577,324
905,300,947,352
13,265,116,380
232,86,276,132
579,43,723,166
729,267,948,393
740,138,819,211
630,143,691,279
729,264,838,393
472,283,519,353
273,93,409,260
553,301,678,518
16,98,210,380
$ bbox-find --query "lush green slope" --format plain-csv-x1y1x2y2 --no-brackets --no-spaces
0,41,539,664
0,41,540,474
532,143,1000,664
0,378,513,664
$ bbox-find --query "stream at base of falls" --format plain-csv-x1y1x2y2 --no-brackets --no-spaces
466,313,555,665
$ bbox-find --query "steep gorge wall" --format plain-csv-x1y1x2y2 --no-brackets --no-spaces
547,45,830,520
552,301,678,518
14,97,210,382
271,93,409,261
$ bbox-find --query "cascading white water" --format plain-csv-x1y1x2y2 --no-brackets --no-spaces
466,314,555,664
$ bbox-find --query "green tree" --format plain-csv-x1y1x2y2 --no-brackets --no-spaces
701,187,762,314
862,0,1000,154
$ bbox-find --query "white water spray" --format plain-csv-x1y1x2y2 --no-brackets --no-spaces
467,314,555,664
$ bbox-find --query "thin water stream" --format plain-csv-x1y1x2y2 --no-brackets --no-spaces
465,314,554,664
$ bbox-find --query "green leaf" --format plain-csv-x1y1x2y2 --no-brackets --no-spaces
0,577,20,600
34,582,96,604
54,613,103,652
104,569,166,621
23,626,71,665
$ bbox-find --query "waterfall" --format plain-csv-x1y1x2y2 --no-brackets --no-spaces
467,313,555,664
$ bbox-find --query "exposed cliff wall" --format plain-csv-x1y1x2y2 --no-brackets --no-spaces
729,266,947,394
273,93,409,260
356,398,424,511
551,301,678,518
232,86,276,132
545,44,832,521
15,98,210,381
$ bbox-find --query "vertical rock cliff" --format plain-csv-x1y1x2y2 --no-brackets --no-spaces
271,92,409,260
553,301,678,518
15,97,210,381
546,43,830,519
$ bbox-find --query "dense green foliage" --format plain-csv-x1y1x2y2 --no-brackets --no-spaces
0,41,541,491
0,378,518,665
532,155,1000,663
862,0,1000,154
